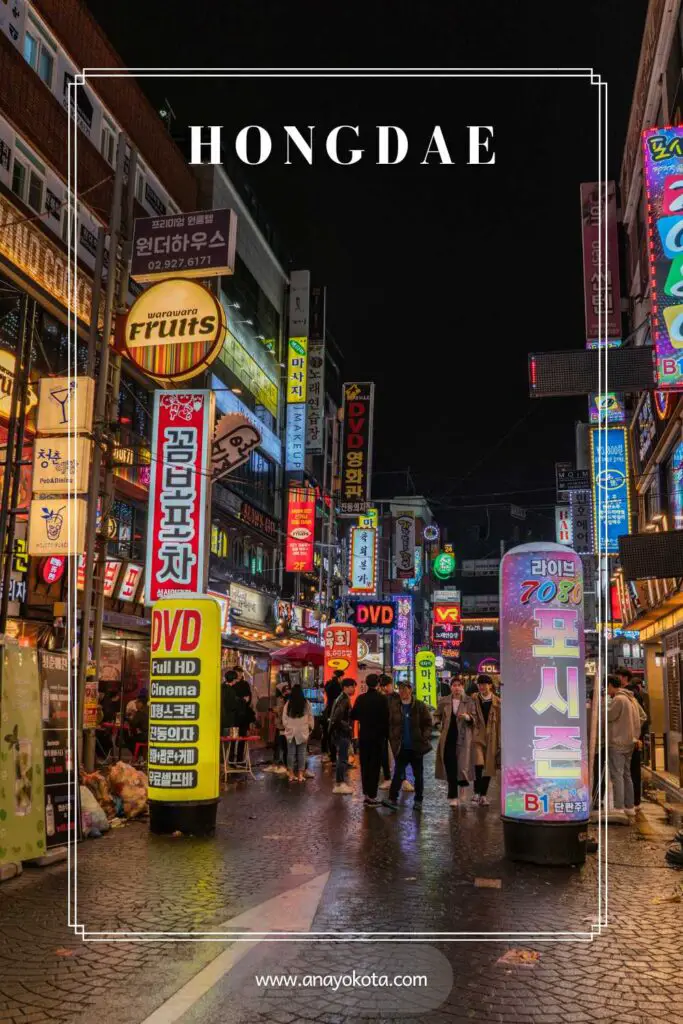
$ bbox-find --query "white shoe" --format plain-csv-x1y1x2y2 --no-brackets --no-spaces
479,796,490,807
304,769,315,779
275,765,289,775
379,779,392,790
471,794,481,805
624,807,636,818
402,780,415,792
333,783,353,795
448,798,459,807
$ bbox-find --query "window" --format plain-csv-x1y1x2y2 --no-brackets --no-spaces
11,156,43,213
23,29,54,87
101,121,116,167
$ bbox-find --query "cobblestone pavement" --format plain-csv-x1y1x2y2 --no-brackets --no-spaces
0,751,681,1024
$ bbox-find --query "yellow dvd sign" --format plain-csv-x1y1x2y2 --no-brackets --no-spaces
148,596,222,813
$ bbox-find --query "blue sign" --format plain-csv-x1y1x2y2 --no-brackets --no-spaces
286,404,306,472
590,426,631,555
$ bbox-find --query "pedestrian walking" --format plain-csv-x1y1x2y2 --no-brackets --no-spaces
618,668,648,812
329,678,357,794
378,674,396,790
350,673,390,806
435,678,474,806
265,683,290,774
607,674,642,820
322,669,344,765
470,675,501,806
382,681,433,812
282,683,315,783
230,668,255,765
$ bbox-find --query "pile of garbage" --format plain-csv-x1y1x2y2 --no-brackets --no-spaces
80,762,148,838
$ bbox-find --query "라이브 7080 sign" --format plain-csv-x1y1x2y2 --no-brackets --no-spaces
145,391,215,606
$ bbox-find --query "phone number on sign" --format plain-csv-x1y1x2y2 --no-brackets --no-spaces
143,255,213,271
520,579,582,605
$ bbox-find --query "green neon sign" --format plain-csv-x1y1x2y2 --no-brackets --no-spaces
433,551,456,579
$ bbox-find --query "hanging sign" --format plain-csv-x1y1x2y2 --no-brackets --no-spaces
324,622,358,681
212,412,261,481
27,497,87,556
117,562,143,603
589,425,631,556
555,506,573,546
500,543,588,824
285,487,316,572
32,436,92,494
287,337,308,404
131,208,237,283
392,595,414,673
423,524,439,543
588,392,626,425
348,526,378,594
145,390,214,605
394,511,416,579
433,550,456,580
148,596,222,806
38,555,66,585
123,279,226,384
569,489,593,555
0,349,38,422
36,377,94,434
415,648,437,707
349,600,396,628
339,381,375,515
306,339,325,453
358,508,378,529
579,181,622,342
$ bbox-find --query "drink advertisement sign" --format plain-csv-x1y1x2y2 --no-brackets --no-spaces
415,648,437,707
145,390,214,605
500,543,588,825
323,623,358,681
589,426,631,556
642,126,683,389
148,596,222,808
285,487,316,572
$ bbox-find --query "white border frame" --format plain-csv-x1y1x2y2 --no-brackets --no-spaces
66,66,609,942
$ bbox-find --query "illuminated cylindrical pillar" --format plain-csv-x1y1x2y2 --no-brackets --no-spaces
500,542,589,866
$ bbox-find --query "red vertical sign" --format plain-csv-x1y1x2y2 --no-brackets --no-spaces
286,487,316,572
580,181,622,342
145,390,214,605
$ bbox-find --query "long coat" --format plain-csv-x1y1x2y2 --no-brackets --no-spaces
435,695,474,782
470,693,501,777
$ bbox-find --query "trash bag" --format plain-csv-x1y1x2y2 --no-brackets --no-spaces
81,769,117,819
80,785,110,836
107,761,148,819
665,842,683,865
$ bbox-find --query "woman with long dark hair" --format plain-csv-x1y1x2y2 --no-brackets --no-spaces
282,683,314,782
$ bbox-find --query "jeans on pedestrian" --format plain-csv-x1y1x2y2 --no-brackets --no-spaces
359,738,382,799
389,748,424,802
287,739,306,774
335,735,350,784
609,745,635,810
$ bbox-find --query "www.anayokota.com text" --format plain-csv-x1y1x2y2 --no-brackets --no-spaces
254,971,428,991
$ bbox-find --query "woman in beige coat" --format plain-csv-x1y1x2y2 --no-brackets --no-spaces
469,675,501,806
435,678,474,806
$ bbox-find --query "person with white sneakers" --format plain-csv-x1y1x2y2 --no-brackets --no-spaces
607,674,641,821
469,675,501,807
435,677,474,807
329,678,357,795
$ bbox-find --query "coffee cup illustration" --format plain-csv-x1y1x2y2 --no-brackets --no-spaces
41,506,65,542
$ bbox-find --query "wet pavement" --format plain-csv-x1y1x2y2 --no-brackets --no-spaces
0,751,682,1024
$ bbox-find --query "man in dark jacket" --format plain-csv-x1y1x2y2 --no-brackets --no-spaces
329,678,357,794
322,670,344,763
351,673,389,805
383,681,432,811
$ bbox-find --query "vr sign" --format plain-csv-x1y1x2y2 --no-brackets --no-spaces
350,601,396,629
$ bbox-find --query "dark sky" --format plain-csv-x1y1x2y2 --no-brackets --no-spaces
84,0,647,529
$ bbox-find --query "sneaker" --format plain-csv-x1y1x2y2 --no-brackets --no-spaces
402,780,415,793
448,798,460,807
413,800,423,811
332,783,353,795
275,765,289,775
304,769,315,779
382,797,399,811
471,794,481,805
479,796,490,807
379,779,392,790
364,796,381,806
624,807,636,818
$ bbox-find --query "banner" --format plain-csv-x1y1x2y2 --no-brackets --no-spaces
415,648,437,708
148,596,222,803
589,426,631,556
580,181,622,342
500,543,588,824
285,487,316,572
642,128,683,389
40,650,75,851
145,390,214,605
348,526,378,594
394,511,416,578
339,381,375,515
324,623,358,681
306,339,325,453
0,647,47,867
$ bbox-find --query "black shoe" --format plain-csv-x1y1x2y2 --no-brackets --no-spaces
363,796,381,806
665,842,683,865
413,800,423,811
382,798,399,811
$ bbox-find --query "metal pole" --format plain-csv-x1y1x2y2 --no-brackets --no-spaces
86,227,106,377
0,299,36,635
77,134,127,768
317,415,329,642
324,414,339,619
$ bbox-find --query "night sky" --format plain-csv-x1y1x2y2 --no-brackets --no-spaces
84,0,647,535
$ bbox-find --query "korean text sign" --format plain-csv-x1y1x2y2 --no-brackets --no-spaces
415,649,437,707
145,391,214,605
643,127,683,389
131,208,237,283
500,543,588,824
579,181,622,342
348,526,378,594
148,596,221,803
589,426,631,556
392,595,414,673
285,487,316,572
340,382,375,515
324,623,358,681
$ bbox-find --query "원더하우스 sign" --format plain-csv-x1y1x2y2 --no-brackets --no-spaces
589,425,631,556
131,209,237,283
145,390,214,605
340,381,375,515
643,127,683,389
